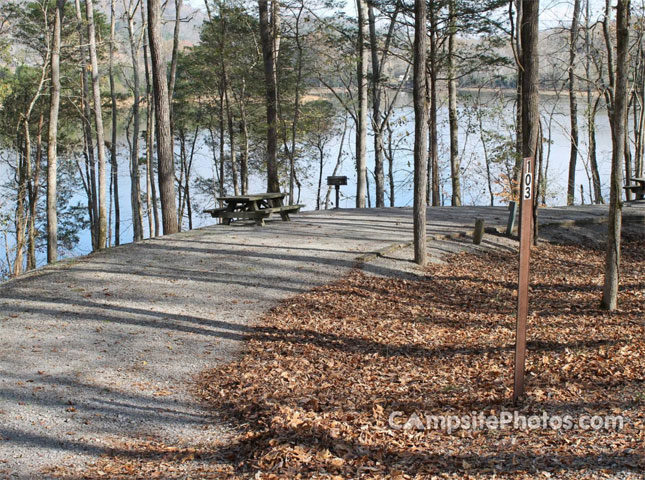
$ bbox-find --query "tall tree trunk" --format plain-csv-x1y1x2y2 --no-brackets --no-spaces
218,7,238,196
74,0,98,248
287,2,305,205
224,82,239,196
219,86,225,199
602,0,630,311
567,0,581,205
513,0,523,194
14,127,27,275
585,0,603,204
27,115,43,271
15,49,48,274
521,0,540,160
317,146,324,210
177,129,186,227
109,0,120,246
413,0,428,265
85,0,107,250
624,112,633,200
386,119,395,207
447,0,461,206
635,37,645,178
429,4,439,206
520,0,540,248
477,96,495,207
168,0,183,144
368,2,384,207
141,1,160,236
258,0,280,192
148,0,179,234
125,0,143,241
238,85,250,195
47,0,64,264
355,0,368,208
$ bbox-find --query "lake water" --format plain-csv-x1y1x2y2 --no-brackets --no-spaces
1,90,616,274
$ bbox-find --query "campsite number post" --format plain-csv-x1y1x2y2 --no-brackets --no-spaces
513,157,535,405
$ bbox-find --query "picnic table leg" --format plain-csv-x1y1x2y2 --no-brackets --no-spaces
249,200,265,226
274,196,291,221
222,202,236,225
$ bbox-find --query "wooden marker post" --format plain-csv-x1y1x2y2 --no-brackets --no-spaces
513,156,535,405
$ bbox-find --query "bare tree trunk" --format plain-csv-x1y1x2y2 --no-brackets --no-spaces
141,1,160,237
413,0,428,265
624,111,633,200
27,115,43,270
168,0,182,145
447,0,461,206
520,0,540,248
148,0,179,234
15,47,48,274
169,0,182,103
74,0,98,248
521,0,540,160
219,86,225,198
567,0,581,205
177,129,186,227
386,119,395,207
512,0,523,194
355,0,368,208
429,4,439,207
477,94,495,206
635,37,645,178
125,0,143,241
218,7,238,197
585,0,603,204
14,129,27,275
238,86,250,195
317,146,324,210
85,0,107,250
47,0,64,264
368,2,384,207
224,82,239,196
602,0,630,311
287,2,305,205
110,0,120,246
258,0,280,192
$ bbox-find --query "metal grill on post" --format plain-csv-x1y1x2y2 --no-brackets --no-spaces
327,176,347,209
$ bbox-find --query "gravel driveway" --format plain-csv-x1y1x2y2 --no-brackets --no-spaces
0,205,641,478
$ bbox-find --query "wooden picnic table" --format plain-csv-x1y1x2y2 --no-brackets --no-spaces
204,192,304,226
624,177,645,200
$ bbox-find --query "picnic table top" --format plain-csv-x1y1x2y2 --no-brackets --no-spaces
630,177,645,183
216,192,286,202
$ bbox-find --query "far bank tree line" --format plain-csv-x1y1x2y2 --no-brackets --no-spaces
0,0,637,309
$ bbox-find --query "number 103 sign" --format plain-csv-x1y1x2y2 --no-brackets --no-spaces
523,158,533,200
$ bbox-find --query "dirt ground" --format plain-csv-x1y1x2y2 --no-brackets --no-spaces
0,205,642,478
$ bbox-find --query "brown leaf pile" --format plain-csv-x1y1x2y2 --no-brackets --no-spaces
51,236,644,479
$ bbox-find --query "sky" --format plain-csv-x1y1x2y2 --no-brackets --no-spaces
186,0,615,31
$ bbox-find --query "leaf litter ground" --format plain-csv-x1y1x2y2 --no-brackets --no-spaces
49,234,644,479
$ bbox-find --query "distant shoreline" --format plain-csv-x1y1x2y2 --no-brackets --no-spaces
307,86,589,99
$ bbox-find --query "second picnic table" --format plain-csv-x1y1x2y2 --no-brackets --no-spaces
624,177,645,200
204,192,303,226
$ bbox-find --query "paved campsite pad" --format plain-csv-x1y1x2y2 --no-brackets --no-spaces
0,205,642,478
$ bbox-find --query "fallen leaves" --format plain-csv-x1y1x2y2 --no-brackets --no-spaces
48,236,644,479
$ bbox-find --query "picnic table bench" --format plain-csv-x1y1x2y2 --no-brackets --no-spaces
204,192,304,226
624,177,645,200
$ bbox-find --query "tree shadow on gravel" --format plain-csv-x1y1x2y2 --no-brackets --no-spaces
41,237,645,479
